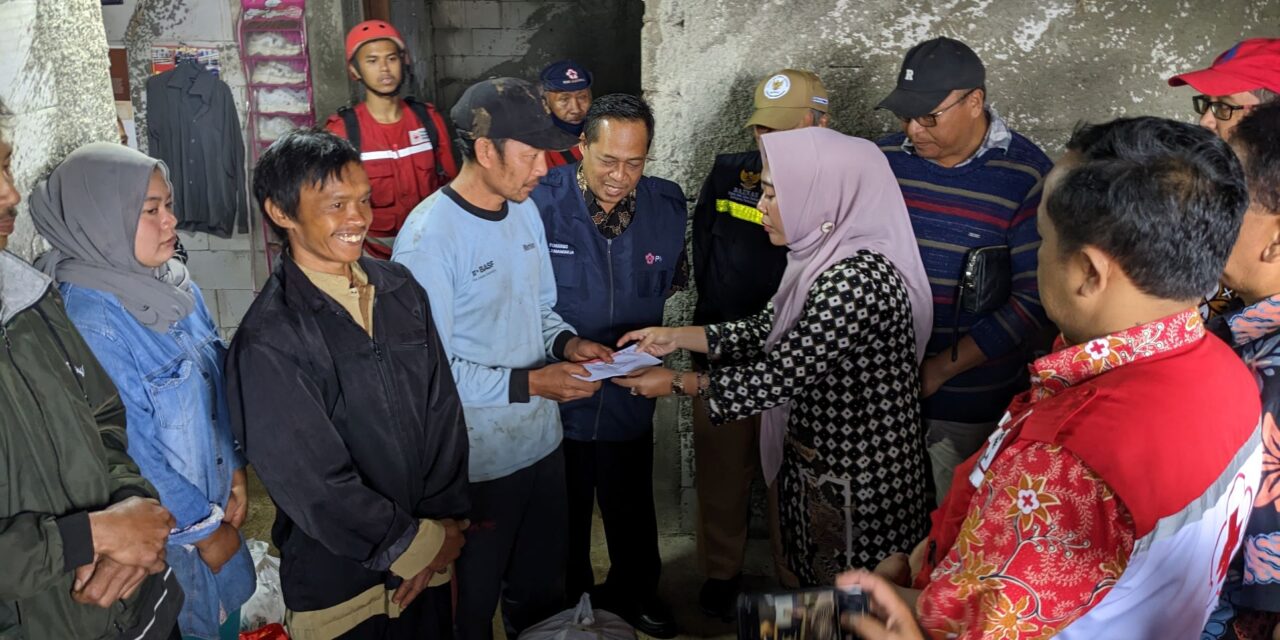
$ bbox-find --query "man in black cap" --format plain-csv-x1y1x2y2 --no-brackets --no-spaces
392,77,613,640
540,59,594,168
876,37,1053,503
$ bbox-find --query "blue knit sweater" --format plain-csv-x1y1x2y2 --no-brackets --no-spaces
879,131,1053,424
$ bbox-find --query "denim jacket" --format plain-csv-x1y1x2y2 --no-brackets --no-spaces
61,281,254,639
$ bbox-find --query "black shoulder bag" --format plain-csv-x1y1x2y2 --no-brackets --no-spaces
951,245,1012,361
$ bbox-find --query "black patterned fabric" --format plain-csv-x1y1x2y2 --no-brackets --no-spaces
704,250,930,585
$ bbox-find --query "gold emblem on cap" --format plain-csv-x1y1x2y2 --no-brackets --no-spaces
762,73,791,100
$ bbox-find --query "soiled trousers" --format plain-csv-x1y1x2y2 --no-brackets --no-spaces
455,448,568,640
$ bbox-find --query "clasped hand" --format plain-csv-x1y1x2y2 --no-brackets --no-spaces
77,497,174,608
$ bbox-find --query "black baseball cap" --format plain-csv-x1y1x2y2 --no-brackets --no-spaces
451,77,580,151
877,37,986,119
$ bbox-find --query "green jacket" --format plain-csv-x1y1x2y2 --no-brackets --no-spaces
0,252,182,640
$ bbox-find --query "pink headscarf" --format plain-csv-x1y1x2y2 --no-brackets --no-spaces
756,127,932,486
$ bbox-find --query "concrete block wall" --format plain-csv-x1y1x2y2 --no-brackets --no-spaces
178,230,255,340
429,0,644,116
643,0,1280,194
307,0,363,124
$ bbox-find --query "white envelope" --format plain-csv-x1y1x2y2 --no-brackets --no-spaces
573,344,662,382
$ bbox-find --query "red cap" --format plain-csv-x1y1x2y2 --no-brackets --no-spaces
344,20,406,62
1167,38,1280,96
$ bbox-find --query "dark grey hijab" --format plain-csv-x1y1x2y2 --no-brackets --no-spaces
29,142,194,331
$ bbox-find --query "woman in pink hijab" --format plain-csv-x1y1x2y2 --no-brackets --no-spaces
616,127,933,586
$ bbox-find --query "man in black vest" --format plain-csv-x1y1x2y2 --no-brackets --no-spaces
531,94,686,639
689,68,830,618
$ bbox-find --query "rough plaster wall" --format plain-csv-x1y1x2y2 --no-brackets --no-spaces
645,0,1280,193
643,0,1280,532
432,0,644,115
0,0,117,261
123,0,256,339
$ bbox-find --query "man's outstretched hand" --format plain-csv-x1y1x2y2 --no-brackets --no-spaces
564,336,613,363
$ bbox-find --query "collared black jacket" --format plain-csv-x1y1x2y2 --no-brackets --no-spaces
145,60,248,237
226,255,469,611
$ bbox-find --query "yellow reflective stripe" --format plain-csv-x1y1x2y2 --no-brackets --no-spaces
715,198,763,225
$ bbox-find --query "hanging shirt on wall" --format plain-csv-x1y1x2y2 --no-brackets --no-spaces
146,60,249,238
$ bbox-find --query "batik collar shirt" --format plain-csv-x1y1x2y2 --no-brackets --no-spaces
918,310,1208,639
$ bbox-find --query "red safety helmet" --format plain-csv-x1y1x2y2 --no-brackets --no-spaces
345,20,406,63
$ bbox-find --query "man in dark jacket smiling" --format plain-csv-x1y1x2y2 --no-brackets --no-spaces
227,129,470,639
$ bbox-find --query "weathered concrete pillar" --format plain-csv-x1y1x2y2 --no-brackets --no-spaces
390,0,437,103
0,0,117,260
307,0,364,123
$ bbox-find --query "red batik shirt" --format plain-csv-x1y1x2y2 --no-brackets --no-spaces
917,309,1207,639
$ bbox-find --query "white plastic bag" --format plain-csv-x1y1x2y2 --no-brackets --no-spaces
519,593,637,640
239,539,286,631
256,88,310,114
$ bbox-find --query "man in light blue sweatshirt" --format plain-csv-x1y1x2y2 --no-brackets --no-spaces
392,77,613,640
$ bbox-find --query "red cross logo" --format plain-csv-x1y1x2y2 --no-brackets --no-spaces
1213,472,1256,586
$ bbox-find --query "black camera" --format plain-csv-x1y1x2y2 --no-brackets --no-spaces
737,586,868,640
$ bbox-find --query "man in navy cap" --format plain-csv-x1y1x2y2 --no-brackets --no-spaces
876,37,1053,504
540,60,594,168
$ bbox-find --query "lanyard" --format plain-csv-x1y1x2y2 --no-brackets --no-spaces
968,408,1034,489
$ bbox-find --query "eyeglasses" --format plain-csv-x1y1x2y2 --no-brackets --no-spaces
1193,95,1250,121
897,89,977,128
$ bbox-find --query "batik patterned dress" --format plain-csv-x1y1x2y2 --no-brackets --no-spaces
702,250,930,585
1206,295,1280,640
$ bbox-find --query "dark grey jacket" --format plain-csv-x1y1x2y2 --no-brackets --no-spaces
0,252,182,640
